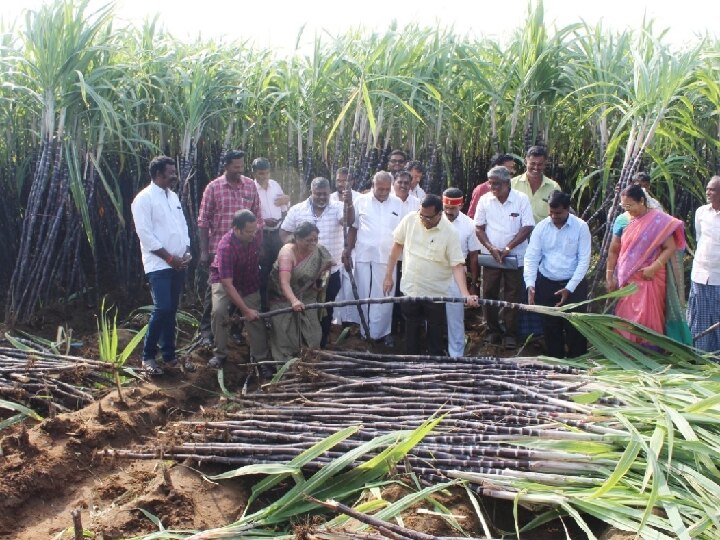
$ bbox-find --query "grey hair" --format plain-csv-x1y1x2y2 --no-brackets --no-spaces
373,171,393,184
310,177,331,190
487,165,511,183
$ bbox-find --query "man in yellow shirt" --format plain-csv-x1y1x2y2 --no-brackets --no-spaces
511,146,561,224
383,194,479,355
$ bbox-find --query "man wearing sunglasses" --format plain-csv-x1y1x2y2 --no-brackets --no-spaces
383,194,480,355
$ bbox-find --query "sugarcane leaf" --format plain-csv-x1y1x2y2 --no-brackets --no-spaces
463,485,493,539
322,498,389,529
683,392,720,414
571,390,604,404
216,368,231,398
359,480,457,528
4,332,41,352
118,325,148,365
560,502,597,540
0,413,27,432
270,357,299,385
137,508,166,531
245,424,361,513
206,463,300,481
0,399,42,420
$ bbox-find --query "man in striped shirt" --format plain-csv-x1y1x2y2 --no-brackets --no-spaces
197,150,264,346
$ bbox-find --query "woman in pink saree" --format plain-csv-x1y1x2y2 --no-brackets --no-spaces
606,185,691,344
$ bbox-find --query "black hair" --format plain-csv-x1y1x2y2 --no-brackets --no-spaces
622,184,647,204
548,190,571,209
232,209,256,229
406,160,425,173
295,221,320,239
525,146,548,159
632,171,651,184
224,149,245,166
443,187,464,198
252,157,271,171
389,149,407,160
490,153,514,167
394,170,412,182
421,194,443,213
149,156,175,179
336,167,349,177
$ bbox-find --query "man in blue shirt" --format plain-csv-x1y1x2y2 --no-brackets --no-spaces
524,191,591,358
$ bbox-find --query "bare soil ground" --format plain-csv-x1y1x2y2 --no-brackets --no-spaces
0,307,621,539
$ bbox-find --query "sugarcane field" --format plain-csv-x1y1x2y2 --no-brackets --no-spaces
2,0,720,538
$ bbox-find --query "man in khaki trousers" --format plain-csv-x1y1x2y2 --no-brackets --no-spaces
208,210,273,377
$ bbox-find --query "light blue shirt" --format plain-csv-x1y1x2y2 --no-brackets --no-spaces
523,214,591,293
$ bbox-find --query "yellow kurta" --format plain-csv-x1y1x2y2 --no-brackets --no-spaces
511,174,561,224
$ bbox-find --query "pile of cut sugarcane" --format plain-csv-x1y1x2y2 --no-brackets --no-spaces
0,346,119,412
105,341,720,538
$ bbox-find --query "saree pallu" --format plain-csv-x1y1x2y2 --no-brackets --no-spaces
267,245,333,361
615,209,691,345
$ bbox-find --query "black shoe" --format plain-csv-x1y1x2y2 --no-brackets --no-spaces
230,330,245,345
257,362,276,379
382,335,396,347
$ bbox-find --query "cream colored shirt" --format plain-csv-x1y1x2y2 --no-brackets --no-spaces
511,173,561,224
392,213,465,297
691,204,720,286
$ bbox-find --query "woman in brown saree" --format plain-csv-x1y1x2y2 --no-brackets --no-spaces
267,221,333,362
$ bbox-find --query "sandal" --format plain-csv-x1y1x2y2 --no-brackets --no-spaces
164,357,197,373
142,359,164,376
207,356,225,369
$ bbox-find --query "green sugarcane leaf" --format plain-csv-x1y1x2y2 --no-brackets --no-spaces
206,463,299,481
216,368,231,398
245,424,361,514
571,390,604,404
322,498,388,529
683,392,720,414
118,325,148,365
0,414,28,431
360,481,457,528
464,485,493,539
137,508,165,531
560,502,598,540
0,399,42,420
4,333,40,352
270,357,299,385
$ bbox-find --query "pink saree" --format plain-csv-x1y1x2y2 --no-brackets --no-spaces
614,209,686,343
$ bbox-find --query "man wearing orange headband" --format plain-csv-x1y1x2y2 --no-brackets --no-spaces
443,188,482,357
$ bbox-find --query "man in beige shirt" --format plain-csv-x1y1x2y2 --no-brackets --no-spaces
511,146,561,224
383,194,479,355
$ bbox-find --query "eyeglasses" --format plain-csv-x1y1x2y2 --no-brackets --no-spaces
419,211,441,222
389,159,405,164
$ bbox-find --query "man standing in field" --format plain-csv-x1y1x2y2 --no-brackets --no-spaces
442,188,481,357
207,210,273,377
475,166,534,350
252,157,289,311
198,150,264,347
281,177,354,347
511,146,560,224
331,167,361,325
687,176,720,353
345,171,403,344
406,160,427,201
384,194,480,355
524,191,591,358
131,156,195,375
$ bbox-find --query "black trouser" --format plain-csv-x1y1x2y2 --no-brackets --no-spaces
259,229,283,312
402,300,447,356
482,267,524,338
392,261,404,335
320,270,341,348
535,273,588,358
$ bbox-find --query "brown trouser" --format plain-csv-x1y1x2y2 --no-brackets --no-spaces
482,267,524,338
211,287,269,361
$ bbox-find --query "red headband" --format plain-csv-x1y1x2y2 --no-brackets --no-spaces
443,195,464,206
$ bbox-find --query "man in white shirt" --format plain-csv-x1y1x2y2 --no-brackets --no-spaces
253,157,289,311
344,171,403,344
131,156,194,375
331,167,361,325
475,165,534,349
524,191,591,358
687,176,720,352
407,160,427,201
443,188,482,357
281,177,354,347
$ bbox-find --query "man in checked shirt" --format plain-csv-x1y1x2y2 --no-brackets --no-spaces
198,150,264,346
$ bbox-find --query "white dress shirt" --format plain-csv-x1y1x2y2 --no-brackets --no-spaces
352,193,403,263
474,189,534,261
255,179,288,226
131,182,190,274
392,193,421,219
523,214,591,292
691,204,720,286
330,190,361,204
411,185,426,201
282,199,346,269
451,212,483,258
